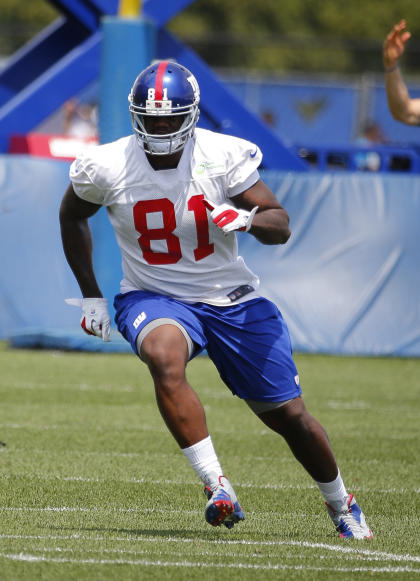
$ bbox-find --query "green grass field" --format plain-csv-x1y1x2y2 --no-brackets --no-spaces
0,341,419,580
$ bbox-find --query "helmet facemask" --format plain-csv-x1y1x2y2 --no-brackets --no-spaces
129,105,199,155
128,62,200,156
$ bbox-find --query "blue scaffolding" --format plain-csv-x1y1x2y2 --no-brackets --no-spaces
0,0,306,170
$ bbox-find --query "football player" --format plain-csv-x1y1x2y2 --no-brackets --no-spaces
60,60,372,538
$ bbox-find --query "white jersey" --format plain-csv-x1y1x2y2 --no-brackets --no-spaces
70,128,262,306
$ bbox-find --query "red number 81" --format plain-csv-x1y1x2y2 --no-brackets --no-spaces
133,194,214,265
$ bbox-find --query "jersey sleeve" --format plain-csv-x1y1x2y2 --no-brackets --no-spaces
69,155,105,205
225,138,262,198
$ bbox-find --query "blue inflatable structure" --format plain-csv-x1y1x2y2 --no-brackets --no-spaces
0,156,418,357
0,2,418,357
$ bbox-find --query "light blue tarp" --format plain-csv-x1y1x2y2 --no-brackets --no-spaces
0,156,81,335
245,170,420,356
0,155,419,356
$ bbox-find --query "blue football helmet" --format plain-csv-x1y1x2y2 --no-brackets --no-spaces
128,60,200,155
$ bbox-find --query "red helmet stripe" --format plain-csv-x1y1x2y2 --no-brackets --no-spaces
155,61,168,100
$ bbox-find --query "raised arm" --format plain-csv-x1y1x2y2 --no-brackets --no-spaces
59,183,103,297
383,19,420,125
232,179,291,245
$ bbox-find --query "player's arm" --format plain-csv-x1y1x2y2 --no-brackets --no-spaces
203,180,290,245
232,179,291,245
60,184,111,341
59,183,103,297
383,19,420,125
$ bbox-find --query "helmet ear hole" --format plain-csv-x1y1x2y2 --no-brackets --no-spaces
128,60,200,155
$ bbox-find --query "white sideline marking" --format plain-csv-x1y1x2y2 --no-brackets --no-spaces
327,400,371,410
1,472,316,490
0,423,163,433
1,471,419,494
0,552,419,573
0,533,419,564
24,545,418,564
4,381,135,393
0,422,287,436
1,506,209,517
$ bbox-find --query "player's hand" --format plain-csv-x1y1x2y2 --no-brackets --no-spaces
203,200,258,233
383,19,411,69
65,297,111,342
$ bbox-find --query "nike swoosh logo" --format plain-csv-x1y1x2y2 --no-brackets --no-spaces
250,149,258,158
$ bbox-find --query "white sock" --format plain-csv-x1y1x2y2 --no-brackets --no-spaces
316,469,348,504
181,435,223,487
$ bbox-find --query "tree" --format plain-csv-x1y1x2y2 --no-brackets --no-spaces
169,0,420,74
0,0,58,57
2,0,420,75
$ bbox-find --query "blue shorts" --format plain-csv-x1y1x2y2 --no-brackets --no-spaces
114,291,301,403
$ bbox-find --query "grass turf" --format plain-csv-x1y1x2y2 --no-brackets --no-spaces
0,341,419,579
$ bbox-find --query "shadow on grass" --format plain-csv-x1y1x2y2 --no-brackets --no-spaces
46,523,260,541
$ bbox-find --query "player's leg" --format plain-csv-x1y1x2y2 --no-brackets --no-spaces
139,323,207,448
256,399,372,539
113,290,244,528
200,297,372,539
139,323,244,528
255,396,338,483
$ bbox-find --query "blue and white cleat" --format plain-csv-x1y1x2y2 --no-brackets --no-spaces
204,474,245,529
326,494,373,539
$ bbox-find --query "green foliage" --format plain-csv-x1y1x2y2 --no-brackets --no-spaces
0,0,58,55
0,342,419,579
169,0,420,73
2,1,420,73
